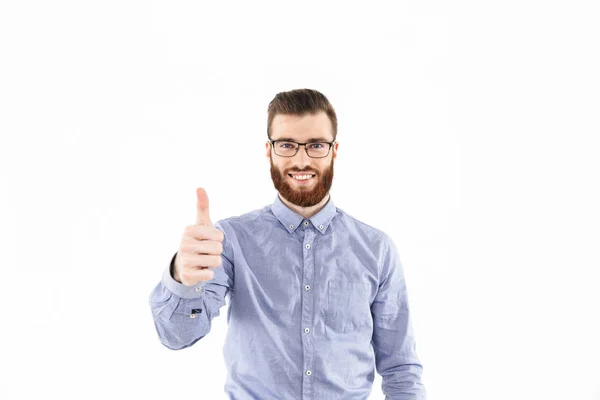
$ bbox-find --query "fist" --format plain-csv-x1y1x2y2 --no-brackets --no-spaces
173,188,224,286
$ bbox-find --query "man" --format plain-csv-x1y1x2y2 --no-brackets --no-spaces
149,89,426,399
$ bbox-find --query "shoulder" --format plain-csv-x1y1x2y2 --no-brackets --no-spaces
335,206,390,242
334,207,398,279
214,205,272,233
212,206,270,258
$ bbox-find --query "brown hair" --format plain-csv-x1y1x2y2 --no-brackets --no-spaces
267,88,338,140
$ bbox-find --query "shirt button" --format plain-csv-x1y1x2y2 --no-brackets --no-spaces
305,284,310,290
306,370,312,376
195,286,202,292
189,314,196,318
289,225,294,229
305,244,311,249
304,327,310,333
304,221,309,226
319,225,324,230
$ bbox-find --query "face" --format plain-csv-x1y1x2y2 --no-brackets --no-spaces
266,111,339,207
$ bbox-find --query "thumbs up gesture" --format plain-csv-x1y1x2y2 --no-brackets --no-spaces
173,188,224,286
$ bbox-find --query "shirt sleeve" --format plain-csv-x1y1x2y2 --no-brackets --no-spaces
148,220,234,350
371,235,426,399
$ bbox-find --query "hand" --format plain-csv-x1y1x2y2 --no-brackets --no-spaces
173,188,224,286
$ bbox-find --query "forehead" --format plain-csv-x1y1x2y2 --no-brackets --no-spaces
271,111,333,141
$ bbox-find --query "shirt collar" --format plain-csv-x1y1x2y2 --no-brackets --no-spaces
270,193,336,235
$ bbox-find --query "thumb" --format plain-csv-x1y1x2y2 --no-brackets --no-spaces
196,187,213,226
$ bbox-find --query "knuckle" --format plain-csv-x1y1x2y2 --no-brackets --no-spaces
205,256,216,267
211,227,224,241
204,256,216,267
198,255,212,267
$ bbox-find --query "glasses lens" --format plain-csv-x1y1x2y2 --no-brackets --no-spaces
274,141,298,156
306,142,330,158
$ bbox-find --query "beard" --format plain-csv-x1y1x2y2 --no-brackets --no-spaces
270,156,334,207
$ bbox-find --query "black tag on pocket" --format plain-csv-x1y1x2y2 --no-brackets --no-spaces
191,309,202,314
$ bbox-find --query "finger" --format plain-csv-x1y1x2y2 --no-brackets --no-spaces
196,187,212,226
181,240,223,256
181,268,214,284
184,254,222,269
185,225,224,242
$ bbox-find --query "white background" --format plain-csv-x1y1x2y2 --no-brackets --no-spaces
1,1,599,399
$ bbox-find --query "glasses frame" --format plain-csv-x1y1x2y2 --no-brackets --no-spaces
269,139,336,158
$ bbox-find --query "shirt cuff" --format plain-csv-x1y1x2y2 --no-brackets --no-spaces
161,252,207,300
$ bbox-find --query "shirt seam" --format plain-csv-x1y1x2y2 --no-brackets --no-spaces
378,235,390,287
176,297,186,338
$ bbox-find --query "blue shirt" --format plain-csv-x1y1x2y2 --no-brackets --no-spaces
149,194,426,400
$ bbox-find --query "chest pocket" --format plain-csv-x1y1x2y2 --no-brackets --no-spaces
325,280,372,334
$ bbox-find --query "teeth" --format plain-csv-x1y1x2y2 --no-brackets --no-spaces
292,174,313,180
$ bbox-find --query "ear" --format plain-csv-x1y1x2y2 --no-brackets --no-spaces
332,141,339,159
265,140,271,159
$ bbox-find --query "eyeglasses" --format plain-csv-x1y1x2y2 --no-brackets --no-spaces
269,140,336,158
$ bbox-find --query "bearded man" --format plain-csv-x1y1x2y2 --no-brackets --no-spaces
149,88,426,400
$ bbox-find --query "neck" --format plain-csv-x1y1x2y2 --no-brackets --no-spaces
278,192,330,219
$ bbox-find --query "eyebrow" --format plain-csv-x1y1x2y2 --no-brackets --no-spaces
272,137,331,142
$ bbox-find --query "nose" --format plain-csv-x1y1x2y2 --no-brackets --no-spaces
293,144,312,167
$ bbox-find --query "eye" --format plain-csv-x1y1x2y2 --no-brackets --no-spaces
309,143,324,149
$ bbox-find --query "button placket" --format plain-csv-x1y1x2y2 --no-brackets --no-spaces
301,229,316,389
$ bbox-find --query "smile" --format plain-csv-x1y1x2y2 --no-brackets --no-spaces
288,173,315,183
